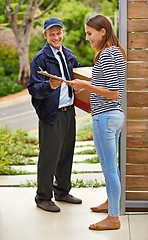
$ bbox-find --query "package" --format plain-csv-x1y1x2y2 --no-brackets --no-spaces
73,67,92,113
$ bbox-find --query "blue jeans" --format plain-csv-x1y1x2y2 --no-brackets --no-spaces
93,110,124,216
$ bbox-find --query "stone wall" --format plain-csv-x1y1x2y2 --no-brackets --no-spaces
0,27,17,48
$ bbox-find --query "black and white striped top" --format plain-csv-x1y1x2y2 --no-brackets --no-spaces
91,46,126,116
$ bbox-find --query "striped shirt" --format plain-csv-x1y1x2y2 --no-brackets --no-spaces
91,46,126,116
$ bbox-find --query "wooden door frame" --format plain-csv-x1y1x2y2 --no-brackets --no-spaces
119,0,127,215
119,0,148,214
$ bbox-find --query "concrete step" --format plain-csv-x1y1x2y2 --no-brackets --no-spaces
72,173,105,184
30,154,98,163
0,175,37,187
75,140,94,146
11,162,102,173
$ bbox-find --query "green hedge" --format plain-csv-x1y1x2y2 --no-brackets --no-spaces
0,45,23,97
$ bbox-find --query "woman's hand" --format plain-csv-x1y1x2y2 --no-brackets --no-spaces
66,78,119,100
67,79,88,91
50,78,63,89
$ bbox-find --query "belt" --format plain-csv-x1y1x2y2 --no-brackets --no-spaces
58,105,73,112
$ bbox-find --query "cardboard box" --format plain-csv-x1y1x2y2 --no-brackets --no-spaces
73,67,92,113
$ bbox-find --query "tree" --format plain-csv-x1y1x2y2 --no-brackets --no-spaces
5,0,55,88
47,0,95,66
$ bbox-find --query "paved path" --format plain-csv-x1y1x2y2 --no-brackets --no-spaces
0,91,148,240
0,141,148,240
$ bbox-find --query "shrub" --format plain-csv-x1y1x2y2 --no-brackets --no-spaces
0,45,23,97
29,30,46,62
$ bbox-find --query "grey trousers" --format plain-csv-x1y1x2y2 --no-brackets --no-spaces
37,107,76,201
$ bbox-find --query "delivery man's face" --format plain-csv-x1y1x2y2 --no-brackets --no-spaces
44,26,65,50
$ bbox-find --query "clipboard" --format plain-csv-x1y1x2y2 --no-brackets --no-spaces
37,67,69,83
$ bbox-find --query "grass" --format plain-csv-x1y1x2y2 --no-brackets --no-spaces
0,127,38,175
0,166,36,175
76,118,93,141
75,144,94,148
0,119,94,175
20,179,106,188
72,170,101,174
74,156,99,164
20,180,37,188
72,179,106,188
75,148,97,155
6,156,37,166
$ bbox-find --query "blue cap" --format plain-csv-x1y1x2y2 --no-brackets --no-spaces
44,17,63,30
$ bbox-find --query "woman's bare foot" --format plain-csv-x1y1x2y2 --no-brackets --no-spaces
90,199,108,213
89,215,120,230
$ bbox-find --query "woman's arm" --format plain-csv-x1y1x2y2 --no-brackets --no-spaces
68,79,119,101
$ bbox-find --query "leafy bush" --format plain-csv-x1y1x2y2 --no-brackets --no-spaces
0,77,23,97
0,45,19,75
0,45,23,97
29,30,46,62
0,15,6,23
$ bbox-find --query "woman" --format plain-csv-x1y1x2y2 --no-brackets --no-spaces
68,15,126,230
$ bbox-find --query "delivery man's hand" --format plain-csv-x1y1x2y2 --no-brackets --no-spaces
50,78,63,89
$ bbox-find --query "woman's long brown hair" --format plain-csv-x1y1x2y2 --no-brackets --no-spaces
85,15,126,63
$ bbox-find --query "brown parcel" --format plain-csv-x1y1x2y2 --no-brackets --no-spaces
73,67,92,113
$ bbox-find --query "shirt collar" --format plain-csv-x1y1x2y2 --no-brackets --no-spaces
50,45,62,56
